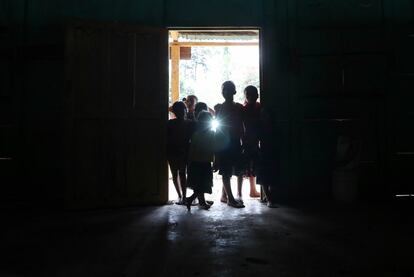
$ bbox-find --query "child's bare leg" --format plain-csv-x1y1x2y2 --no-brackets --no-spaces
171,171,182,200
198,193,211,210
185,192,197,211
262,185,277,208
187,193,197,202
197,193,209,206
178,169,187,199
259,186,267,203
237,175,243,198
262,184,270,202
249,176,261,197
223,176,238,205
221,186,228,203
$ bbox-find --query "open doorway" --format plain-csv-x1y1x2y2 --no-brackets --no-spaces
167,29,261,203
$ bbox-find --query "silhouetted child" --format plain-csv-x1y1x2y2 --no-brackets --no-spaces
195,101,215,118
186,111,221,211
214,81,245,208
167,101,193,204
185,95,198,121
239,85,261,198
256,108,278,208
195,102,208,119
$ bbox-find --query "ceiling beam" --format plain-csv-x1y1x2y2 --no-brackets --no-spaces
170,41,259,47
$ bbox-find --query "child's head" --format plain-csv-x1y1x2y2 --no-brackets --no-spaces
197,111,213,130
221,81,236,101
185,95,198,111
244,85,259,104
195,102,208,119
172,101,187,119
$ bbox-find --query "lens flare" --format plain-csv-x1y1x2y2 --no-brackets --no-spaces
211,119,220,132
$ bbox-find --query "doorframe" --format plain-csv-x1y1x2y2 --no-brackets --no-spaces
165,26,264,201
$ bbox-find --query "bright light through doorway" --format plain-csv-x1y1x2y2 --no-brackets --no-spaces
168,29,260,107
178,46,260,108
168,29,261,202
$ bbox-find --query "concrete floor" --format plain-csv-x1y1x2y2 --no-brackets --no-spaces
2,200,414,277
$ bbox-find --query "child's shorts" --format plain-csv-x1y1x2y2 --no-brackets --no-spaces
187,161,213,194
216,142,243,178
167,155,187,173
242,143,259,177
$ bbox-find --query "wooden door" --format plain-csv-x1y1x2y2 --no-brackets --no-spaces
64,21,168,209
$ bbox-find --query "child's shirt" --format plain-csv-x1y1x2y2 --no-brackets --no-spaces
214,101,244,142
243,102,261,147
188,130,227,163
166,119,195,158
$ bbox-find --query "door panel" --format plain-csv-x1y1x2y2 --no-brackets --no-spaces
342,29,385,53
389,84,414,194
299,56,342,96
343,55,387,95
298,30,341,56
107,31,136,116
65,22,168,209
72,29,105,118
341,0,383,24
296,0,336,28
0,45,19,202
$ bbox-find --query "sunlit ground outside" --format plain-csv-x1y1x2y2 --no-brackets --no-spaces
168,172,262,203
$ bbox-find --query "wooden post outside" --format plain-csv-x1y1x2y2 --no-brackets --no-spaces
170,31,180,103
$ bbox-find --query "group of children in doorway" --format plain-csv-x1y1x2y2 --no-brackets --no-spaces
167,81,278,211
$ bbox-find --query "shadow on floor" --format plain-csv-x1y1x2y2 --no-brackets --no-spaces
2,199,414,276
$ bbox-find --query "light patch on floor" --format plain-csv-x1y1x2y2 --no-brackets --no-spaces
169,172,261,202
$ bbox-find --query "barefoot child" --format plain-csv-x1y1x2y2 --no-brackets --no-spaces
214,81,245,208
186,111,223,211
257,108,278,208
185,95,198,121
195,102,209,119
167,101,193,204
238,85,262,198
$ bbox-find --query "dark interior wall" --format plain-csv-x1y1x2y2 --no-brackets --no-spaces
1,0,413,207
386,1,414,197
291,1,388,200
0,1,23,204
289,0,414,200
